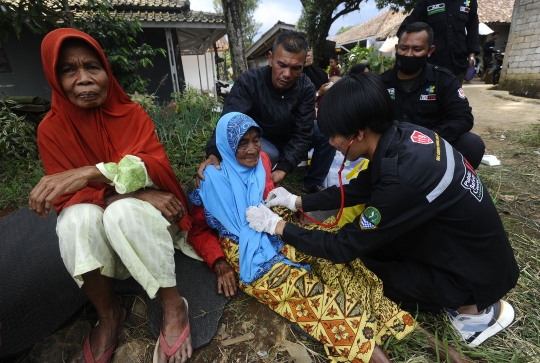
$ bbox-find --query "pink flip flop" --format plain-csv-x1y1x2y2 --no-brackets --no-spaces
153,297,190,363
83,326,118,363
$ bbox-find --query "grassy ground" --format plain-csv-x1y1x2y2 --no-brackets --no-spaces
2,116,540,361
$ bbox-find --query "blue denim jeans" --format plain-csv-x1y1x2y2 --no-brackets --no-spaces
261,120,335,188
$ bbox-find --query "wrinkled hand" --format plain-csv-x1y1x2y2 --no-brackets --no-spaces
196,154,221,187
213,258,237,299
246,203,283,235
29,166,106,218
271,170,286,187
265,187,298,211
135,189,185,224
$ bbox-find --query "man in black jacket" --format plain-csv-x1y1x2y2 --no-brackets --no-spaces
380,22,485,169
246,73,518,348
198,31,335,192
398,0,480,83
481,31,500,81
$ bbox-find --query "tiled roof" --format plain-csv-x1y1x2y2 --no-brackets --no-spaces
332,10,407,45
478,0,515,23
69,0,225,23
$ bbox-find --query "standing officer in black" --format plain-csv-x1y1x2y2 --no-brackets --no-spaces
398,0,480,82
380,22,485,169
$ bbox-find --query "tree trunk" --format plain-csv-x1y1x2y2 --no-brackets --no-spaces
221,0,247,80
61,0,74,27
311,16,333,67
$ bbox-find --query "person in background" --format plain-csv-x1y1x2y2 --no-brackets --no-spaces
329,56,341,77
398,0,480,83
481,31,500,81
380,22,485,169
198,30,334,194
246,72,518,349
303,48,328,91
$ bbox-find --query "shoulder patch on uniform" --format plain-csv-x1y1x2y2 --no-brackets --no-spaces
461,157,484,202
360,206,381,229
458,88,466,99
411,130,434,145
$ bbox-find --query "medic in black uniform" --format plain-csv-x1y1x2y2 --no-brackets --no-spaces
398,0,480,80
246,72,518,348
380,21,485,169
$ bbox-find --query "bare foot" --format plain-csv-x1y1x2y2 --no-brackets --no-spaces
155,296,192,363
70,305,126,363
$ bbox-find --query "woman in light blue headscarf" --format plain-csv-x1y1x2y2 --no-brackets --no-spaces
190,112,415,363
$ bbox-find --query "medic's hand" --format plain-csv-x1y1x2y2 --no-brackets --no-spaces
265,187,298,211
196,154,221,187
246,203,283,235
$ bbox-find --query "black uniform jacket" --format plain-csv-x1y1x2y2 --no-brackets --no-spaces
283,122,519,310
380,64,473,143
398,0,480,74
206,66,315,174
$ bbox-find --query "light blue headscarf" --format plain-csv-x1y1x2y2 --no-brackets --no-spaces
198,112,303,283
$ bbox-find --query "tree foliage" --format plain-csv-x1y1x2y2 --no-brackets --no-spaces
77,14,166,94
0,0,112,40
336,25,354,35
213,0,262,48
298,0,365,66
375,0,416,13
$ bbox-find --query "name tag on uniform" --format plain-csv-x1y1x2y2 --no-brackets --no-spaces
420,94,436,100
427,3,445,15
460,6,470,13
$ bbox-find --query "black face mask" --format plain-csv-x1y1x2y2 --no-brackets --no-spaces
396,54,428,75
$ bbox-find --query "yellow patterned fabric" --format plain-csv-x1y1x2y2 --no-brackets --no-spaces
220,208,415,362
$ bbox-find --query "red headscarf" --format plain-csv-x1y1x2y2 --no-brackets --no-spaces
39,28,191,230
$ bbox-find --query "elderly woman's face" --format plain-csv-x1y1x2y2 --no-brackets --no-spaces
57,42,109,108
235,127,261,167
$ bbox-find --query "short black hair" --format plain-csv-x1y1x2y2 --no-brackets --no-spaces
349,63,370,74
330,55,339,63
272,30,309,58
317,72,395,137
398,21,434,47
492,31,500,37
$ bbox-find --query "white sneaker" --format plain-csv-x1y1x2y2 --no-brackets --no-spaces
445,300,515,347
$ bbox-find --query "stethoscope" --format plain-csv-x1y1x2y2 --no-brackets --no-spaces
297,136,356,228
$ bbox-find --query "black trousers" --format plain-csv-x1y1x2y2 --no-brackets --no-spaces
451,132,486,169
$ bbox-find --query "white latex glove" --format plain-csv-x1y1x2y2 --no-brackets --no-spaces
246,203,283,235
265,187,298,211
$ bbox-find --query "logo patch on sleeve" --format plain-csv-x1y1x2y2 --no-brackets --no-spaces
360,206,381,229
461,157,484,202
458,88,466,99
411,130,434,145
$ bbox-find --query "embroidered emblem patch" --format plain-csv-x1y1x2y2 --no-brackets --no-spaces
463,0,470,6
411,130,434,144
420,94,437,101
426,85,435,94
461,157,484,202
427,3,445,15
360,206,381,229
458,88,466,99
387,88,395,100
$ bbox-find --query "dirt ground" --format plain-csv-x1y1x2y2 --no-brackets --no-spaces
465,80,540,149
6,79,540,363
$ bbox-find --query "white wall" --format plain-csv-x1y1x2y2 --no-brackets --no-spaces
181,52,216,92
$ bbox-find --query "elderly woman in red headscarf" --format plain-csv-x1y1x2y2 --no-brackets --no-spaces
29,28,192,363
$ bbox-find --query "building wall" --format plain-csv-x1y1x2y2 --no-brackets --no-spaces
500,0,540,92
181,52,217,92
0,31,51,101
